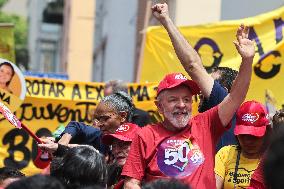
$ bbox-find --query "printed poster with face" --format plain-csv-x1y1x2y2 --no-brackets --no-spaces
0,58,26,114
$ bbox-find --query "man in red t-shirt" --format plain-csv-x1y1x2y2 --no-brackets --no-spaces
122,3,255,189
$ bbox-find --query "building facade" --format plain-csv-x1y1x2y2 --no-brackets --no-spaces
27,0,63,74
26,0,284,82
92,0,284,83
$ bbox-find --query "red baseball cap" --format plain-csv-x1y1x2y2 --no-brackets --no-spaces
102,123,140,145
234,100,270,137
157,73,200,96
33,148,51,169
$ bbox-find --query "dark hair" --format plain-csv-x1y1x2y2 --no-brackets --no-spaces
101,91,135,122
0,62,15,85
106,163,122,187
142,179,191,189
0,167,25,183
272,109,284,132
6,174,64,189
264,129,284,189
211,67,238,92
50,157,63,174
51,145,107,189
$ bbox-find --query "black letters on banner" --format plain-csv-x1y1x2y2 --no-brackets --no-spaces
129,86,150,101
95,86,104,100
85,85,104,100
71,84,82,99
2,128,53,170
0,91,10,104
249,27,265,56
274,18,284,43
18,102,96,123
56,82,65,97
3,129,30,169
25,79,65,97
254,51,281,79
249,23,283,79
194,37,223,72
85,85,96,100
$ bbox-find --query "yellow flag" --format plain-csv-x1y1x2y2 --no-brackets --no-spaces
141,6,284,109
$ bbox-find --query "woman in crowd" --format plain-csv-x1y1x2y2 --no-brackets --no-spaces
215,100,271,189
0,62,15,93
39,91,135,154
57,91,135,154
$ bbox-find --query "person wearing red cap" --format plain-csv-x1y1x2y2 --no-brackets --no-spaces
215,100,271,189
102,123,140,167
151,2,250,154
102,123,140,189
122,3,255,189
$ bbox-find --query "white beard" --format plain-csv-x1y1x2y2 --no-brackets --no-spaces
164,111,191,129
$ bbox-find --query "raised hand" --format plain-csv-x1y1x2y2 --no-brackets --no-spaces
151,3,169,22
233,24,255,60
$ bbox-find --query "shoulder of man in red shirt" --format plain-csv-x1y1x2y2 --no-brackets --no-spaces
249,156,266,189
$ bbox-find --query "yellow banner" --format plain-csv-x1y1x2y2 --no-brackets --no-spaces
141,6,284,108
0,24,15,62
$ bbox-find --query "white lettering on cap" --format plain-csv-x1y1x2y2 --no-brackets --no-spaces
174,74,187,80
242,113,259,123
116,124,130,132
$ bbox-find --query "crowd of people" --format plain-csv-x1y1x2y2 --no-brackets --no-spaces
1,2,284,189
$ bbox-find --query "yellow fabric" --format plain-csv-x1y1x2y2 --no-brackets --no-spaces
214,145,260,189
0,88,22,113
141,6,284,108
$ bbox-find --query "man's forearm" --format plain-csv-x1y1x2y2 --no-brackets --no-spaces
58,133,72,145
124,178,141,189
161,17,214,97
161,17,202,72
219,57,253,126
229,57,253,103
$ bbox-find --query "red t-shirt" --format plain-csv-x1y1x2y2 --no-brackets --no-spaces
248,157,266,189
122,106,227,189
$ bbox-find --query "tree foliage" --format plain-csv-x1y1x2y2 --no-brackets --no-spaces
0,0,28,69
0,0,8,8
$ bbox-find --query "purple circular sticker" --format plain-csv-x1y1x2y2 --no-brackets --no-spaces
157,136,204,178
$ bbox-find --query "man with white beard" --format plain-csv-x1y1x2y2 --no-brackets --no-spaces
121,3,255,189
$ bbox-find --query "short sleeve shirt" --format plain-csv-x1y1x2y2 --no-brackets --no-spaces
122,106,226,189
215,145,260,189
